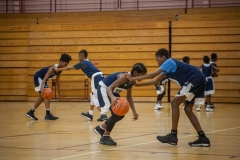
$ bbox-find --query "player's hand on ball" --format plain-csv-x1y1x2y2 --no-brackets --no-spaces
132,111,139,121
111,96,120,106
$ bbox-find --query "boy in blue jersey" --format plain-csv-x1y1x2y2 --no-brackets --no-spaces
196,56,220,112
54,50,107,121
26,53,72,120
93,63,147,146
126,48,211,147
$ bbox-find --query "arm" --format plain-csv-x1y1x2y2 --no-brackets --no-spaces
198,65,202,69
126,87,138,121
56,74,62,100
106,74,128,106
54,66,75,72
40,67,55,95
211,65,220,77
126,69,163,81
135,73,166,87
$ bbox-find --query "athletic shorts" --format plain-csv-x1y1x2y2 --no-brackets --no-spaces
176,81,205,105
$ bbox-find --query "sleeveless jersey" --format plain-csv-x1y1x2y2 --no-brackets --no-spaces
101,72,134,94
202,63,213,77
34,64,61,80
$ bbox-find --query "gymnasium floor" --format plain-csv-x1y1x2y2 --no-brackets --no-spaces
0,102,239,160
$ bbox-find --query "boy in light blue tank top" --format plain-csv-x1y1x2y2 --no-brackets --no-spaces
54,50,107,121
125,48,211,147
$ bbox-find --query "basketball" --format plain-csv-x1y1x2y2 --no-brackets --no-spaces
42,88,53,100
112,98,130,116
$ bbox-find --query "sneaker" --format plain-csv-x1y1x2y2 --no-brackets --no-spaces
45,114,58,120
210,104,215,109
81,112,93,121
196,105,201,111
94,125,105,137
100,136,117,146
156,133,178,145
205,106,213,112
26,111,38,120
154,103,163,110
97,114,108,121
189,137,210,147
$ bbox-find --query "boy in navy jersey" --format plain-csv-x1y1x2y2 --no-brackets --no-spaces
196,56,219,112
93,63,147,146
126,48,211,147
26,53,72,120
54,50,107,121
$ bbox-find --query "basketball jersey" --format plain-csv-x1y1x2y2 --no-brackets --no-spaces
160,58,206,87
73,59,101,78
202,63,213,77
34,64,61,80
101,72,134,94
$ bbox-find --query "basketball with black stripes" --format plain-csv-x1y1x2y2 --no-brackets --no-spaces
42,88,53,100
112,98,130,116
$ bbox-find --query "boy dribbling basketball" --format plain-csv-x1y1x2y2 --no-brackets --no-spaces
26,53,72,120
93,63,147,146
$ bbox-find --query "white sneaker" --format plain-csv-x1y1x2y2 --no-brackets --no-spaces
154,103,163,110
196,105,201,111
205,106,213,112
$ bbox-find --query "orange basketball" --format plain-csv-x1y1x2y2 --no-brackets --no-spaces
42,88,53,100
112,98,130,116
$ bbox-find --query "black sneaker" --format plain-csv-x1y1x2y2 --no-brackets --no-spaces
189,137,211,147
97,114,108,121
45,114,58,120
100,136,117,146
210,104,215,109
26,111,38,120
157,133,178,145
94,125,105,137
81,112,93,121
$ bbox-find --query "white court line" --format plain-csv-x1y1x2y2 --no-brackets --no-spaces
53,126,240,160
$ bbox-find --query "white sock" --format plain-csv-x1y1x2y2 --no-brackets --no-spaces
89,110,93,115
206,105,211,108
100,111,106,115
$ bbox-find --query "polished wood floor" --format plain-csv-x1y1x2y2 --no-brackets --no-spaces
0,102,239,160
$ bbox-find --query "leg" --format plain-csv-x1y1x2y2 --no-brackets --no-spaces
44,99,58,120
184,103,203,132
26,93,43,120
171,95,186,130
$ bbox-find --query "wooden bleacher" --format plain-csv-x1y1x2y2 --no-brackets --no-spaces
0,7,239,103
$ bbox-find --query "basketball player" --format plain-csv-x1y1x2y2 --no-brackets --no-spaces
125,48,211,147
26,53,72,120
53,50,107,121
196,56,220,112
182,56,190,110
93,63,147,146
154,77,168,110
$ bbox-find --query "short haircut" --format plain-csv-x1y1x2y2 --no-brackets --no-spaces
60,53,72,62
211,53,217,60
155,48,170,59
79,50,88,58
203,56,210,64
182,56,190,63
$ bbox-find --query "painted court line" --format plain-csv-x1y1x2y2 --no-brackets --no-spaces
53,126,240,160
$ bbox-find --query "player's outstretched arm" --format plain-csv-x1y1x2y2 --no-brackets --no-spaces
54,66,75,72
135,73,166,87
125,69,162,81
